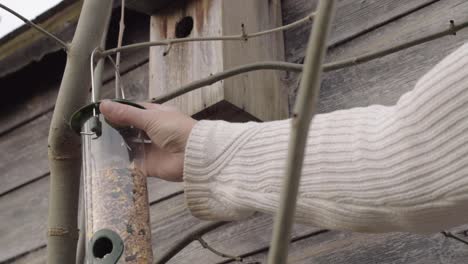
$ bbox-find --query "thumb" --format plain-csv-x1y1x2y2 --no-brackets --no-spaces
99,100,152,130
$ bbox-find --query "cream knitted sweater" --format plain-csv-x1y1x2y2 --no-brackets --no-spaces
183,43,468,233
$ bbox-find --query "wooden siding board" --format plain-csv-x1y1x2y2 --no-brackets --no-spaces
0,113,51,195
222,0,288,121
0,176,182,263
9,221,468,264
282,0,438,64
0,50,148,137
240,230,468,264
0,63,149,196
0,178,49,263
318,0,468,113
2,194,321,264
169,214,320,264
283,0,439,111
0,11,150,136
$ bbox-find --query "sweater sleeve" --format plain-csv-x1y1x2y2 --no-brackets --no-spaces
183,42,468,233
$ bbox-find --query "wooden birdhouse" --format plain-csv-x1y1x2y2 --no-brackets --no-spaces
147,0,288,121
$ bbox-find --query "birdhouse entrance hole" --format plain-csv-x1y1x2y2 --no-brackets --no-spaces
175,16,194,38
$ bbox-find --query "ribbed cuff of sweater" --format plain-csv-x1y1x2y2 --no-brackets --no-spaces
183,120,258,221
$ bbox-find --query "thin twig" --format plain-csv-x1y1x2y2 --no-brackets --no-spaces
217,229,329,264
197,236,243,262
150,18,468,105
0,3,68,50
100,12,315,57
155,221,229,264
268,1,336,264
75,202,86,264
245,12,314,38
151,62,303,104
441,231,468,245
106,55,126,99
325,19,468,71
115,0,126,98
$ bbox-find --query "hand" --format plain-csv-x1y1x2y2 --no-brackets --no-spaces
99,100,197,182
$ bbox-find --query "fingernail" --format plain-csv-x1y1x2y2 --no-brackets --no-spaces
99,100,117,114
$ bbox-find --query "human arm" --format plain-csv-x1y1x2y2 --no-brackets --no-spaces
183,43,468,233
100,42,468,233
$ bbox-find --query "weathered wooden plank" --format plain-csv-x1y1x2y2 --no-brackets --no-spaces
0,61,150,196
169,214,320,264
3,191,321,264
318,0,468,113
0,51,148,138
282,0,440,107
241,230,468,263
282,0,438,63
1,194,198,263
0,113,51,196
0,176,182,263
9,196,468,264
222,0,287,121
0,87,58,137
0,178,49,263
11,228,468,264
0,9,150,136
0,63,149,196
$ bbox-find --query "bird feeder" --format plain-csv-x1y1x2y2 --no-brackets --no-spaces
148,0,288,121
71,100,153,264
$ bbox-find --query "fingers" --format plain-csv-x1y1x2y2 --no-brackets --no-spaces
99,100,153,130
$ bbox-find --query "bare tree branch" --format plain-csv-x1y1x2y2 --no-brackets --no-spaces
245,12,314,38
47,1,113,263
268,1,336,263
100,12,315,57
115,0,126,98
151,62,303,104
441,231,468,245
155,221,228,264
0,3,68,50
197,237,242,262
75,202,86,264
325,19,468,71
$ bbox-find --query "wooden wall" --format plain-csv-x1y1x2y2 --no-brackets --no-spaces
1,0,468,263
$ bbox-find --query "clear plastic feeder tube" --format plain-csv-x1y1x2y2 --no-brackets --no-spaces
81,113,153,264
